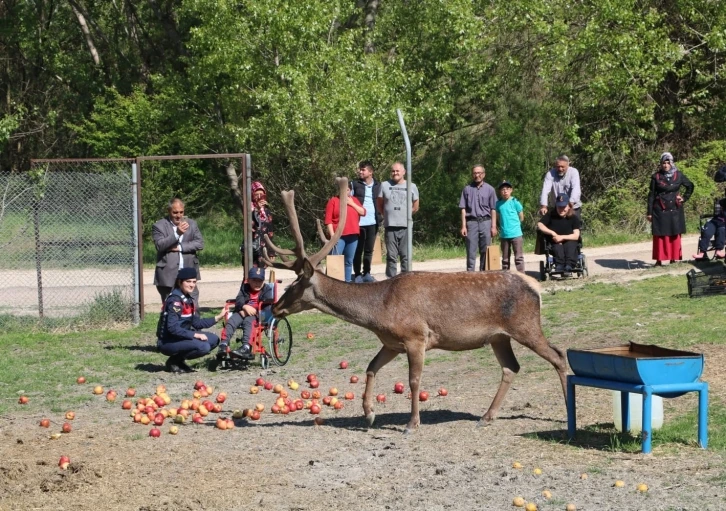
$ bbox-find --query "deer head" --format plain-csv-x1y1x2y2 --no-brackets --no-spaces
260,177,349,317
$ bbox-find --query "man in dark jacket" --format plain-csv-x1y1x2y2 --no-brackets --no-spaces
218,266,274,359
351,160,382,283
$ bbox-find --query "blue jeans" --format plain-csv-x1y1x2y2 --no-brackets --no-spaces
157,334,220,361
332,234,359,282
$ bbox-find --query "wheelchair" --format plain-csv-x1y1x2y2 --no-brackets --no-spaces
210,275,293,371
539,235,588,281
693,198,725,262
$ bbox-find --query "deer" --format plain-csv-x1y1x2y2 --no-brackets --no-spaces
262,177,568,434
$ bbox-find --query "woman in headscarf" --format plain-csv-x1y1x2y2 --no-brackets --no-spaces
244,181,274,267
647,152,694,266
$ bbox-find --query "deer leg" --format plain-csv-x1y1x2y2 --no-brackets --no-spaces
521,337,569,407
480,336,520,426
404,343,426,434
363,346,399,427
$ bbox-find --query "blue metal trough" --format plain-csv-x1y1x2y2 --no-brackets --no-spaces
566,342,708,453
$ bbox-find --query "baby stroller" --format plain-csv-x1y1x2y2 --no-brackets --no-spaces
539,235,588,281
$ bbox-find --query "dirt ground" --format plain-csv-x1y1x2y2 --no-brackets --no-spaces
2,236,725,511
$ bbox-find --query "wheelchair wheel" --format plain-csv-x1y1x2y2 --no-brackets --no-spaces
581,254,588,277
267,317,293,366
539,261,548,282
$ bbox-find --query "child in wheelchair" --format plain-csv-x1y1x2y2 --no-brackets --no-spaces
693,197,726,260
537,193,582,277
217,266,274,360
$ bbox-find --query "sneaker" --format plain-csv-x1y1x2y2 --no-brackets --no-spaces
564,265,573,272
362,273,376,283
232,344,254,359
555,265,566,273
178,360,196,373
692,252,706,260
353,275,364,283
716,249,726,259
216,343,229,360
165,357,183,374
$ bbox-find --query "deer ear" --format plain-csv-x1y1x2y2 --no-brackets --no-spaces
302,258,315,279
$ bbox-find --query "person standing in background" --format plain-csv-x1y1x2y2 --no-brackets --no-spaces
459,164,497,271
378,162,419,278
539,155,582,218
352,160,382,283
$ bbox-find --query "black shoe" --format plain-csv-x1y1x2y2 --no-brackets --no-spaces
232,344,254,359
563,272,572,278
178,360,196,373
217,343,229,360
565,265,573,272
165,357,183,374
555,265,566,273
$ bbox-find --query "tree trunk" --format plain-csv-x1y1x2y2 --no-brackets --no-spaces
69,1,101,66
225,162,244,213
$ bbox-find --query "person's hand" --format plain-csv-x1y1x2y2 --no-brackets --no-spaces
242,304,257,317
170,244,181,252
552,234,563,243
538,206,548,216
346,197,356,206
257,199,268,208
460,226,467,237
177,221,189,235
194,332,208,341
676,195,684,206
647,215,652,223
491,226,498,238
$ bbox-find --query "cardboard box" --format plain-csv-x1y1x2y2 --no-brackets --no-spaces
325,254,345,281
485,245,502,271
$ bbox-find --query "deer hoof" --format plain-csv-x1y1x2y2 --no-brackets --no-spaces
476,419,492,428
366,413,376,427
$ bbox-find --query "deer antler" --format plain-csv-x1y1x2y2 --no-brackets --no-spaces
260,177,349,273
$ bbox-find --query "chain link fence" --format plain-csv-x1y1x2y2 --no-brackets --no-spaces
1,160,140,324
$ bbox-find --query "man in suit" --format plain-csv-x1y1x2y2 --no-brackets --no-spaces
152,198,205,307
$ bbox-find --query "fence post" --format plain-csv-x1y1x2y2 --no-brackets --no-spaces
131,162,141,325
33,198,44,318
396,109,413,270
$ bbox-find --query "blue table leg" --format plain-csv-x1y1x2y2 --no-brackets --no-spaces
641,388,653,454
620,391,630,432
698,383,709,449
567,376,576,440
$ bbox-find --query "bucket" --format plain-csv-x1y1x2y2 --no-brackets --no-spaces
612,392,663,432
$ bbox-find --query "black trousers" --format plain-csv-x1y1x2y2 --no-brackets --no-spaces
353,224,378,277
551,240,579,268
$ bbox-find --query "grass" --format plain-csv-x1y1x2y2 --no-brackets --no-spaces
2,275,724,455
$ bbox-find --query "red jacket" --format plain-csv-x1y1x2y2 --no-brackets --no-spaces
324,197,364,236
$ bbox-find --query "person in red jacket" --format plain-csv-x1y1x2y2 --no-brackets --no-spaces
324,182,366,282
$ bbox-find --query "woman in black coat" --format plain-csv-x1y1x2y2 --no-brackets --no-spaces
647,152,694,266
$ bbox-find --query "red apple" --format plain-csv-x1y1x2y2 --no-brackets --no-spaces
271,404,281,414
122,400,133,410
394,382,405,394
225,418,235,429
312,390,322,399
306,332,315,340
215,418,227,430
65,411,75,420
339,360,348,369
310,404,321,414
306,373,317,383
323,396,333,406
438,387,448,397
149,428,161,438
329,387,338,396
106,391,117,402
76,376,86,384
344,392,354,400
18,396,29,405
273,384,284,394
309,379,320,389
153,413,165,426
61,422,72,433
263,382,273,391
250,410,261,421
39,418,50,428
194,380,206,390
212,403,223,413
300,390,311,400
334,401,344,410
376,394,386,403
192,414,204,424
255,377,266,386
350,375,359,384
125,388,136,397
419,391,429,402
153,396,165,407
58,455,71,470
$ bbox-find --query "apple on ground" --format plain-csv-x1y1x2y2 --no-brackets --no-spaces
65,411,75,420
125,388,136,397
149,428,161,438
92,386,103,395
329,387,338,396
122,400,132,410
215,418,227,430
344,392,354,400
300,390,311,400
263,382,273,391
438,387,448,397
194,380,206,390
309,379,320,389
255,377,266,386
339,360,348,369
306,332,315,340
250,410,261,421
169,425,179,435
156,384,166,395
106,391,117,402
333,401,344,410
376,394,386,403
39,418,51,428
58,456,71,470
393,382,404,394
306,373,317,383
233,409,244,419
323,396,332,406
255,403,265,412
216,392,227,403
174,414,185,424
310,404,321,414
18,396,29,405
61,422,72,433
419,391,430,402
76,376,86,384
350,375,359,384
140,415,151,425
225,418,235,429
273,383,284,394
153,413,165,426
